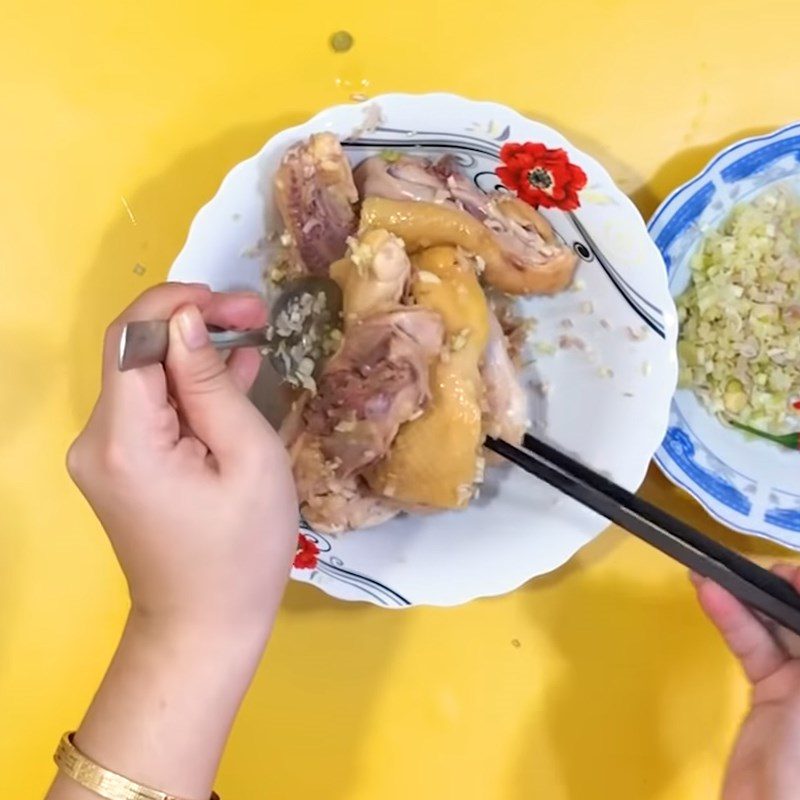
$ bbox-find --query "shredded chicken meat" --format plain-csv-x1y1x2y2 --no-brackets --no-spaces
481,311,528,445
303,308,445,476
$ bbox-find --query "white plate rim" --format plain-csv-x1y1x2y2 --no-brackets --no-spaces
169,92,679,606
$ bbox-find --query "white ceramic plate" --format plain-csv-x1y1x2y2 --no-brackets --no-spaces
650,122,800,549
170,93,677,607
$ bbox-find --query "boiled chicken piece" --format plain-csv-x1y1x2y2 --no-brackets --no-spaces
281,305,445,532
365,246,489,509
354,154,450,203
440,160,578,293
274,133,358,275
356,154,578,295
361,196,576,295
330,229,411,324
303,307,444,477
291,437,399,534
481,311,527,445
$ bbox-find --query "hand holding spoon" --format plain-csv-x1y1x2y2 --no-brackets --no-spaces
118,277,343,385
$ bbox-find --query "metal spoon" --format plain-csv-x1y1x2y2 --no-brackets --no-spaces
118,277,343,381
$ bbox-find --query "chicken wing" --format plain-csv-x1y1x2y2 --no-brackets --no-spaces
274,133,358,275
356,154,578,295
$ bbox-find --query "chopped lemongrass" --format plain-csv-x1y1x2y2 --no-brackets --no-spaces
676,185,800,432
450,328,472,352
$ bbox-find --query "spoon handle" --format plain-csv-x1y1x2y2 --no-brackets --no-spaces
118,320,267,371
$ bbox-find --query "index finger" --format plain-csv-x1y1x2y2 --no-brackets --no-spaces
694,574,788,684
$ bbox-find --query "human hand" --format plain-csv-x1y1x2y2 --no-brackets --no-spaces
67,282,298,637
693,565,800,800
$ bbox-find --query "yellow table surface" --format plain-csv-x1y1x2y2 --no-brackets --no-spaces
3,0,799,796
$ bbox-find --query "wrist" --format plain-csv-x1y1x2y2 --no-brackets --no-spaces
125,605,272,667
71,606,269,800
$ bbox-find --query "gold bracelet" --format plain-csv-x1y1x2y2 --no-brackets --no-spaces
54,732,220,800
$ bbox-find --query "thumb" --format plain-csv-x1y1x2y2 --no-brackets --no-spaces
166,304,267,462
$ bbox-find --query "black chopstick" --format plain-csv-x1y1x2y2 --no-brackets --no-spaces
485,433,800,636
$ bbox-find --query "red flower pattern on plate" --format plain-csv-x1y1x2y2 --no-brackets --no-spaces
496,142,587,211
293,533,320,570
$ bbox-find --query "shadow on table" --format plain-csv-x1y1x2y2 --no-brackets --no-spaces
0,324,56,447
638,125,777,217
0,488,25,668
66,112,306,424
0,323,55,661
516,114,775,225
516,109,661,217
505,449,798,800
509,542,736,799
67,117,407,798
221,580,407,798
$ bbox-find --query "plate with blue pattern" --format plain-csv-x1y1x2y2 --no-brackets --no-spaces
650,122,800,549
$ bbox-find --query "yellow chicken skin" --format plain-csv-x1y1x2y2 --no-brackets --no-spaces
365,246,489,509
360,196,576,296
360,196,499,270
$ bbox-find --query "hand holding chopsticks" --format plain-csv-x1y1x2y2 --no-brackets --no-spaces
485,433,800,637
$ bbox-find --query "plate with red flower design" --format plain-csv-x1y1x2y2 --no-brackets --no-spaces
169,93,678,607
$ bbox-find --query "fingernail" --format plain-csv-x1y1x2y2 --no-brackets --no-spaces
177,305,209,350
